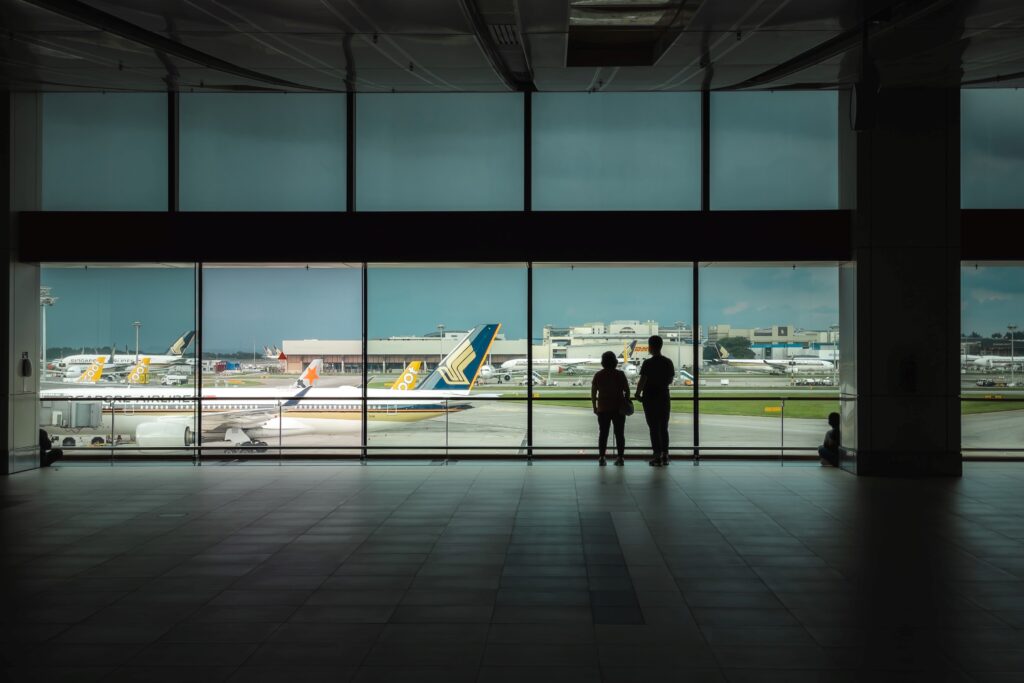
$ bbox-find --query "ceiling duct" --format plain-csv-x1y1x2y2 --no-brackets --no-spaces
567,0,701,67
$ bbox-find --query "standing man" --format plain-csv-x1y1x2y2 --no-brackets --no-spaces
635,335,675,467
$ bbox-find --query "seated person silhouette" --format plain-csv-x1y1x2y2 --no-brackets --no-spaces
818,412,840,467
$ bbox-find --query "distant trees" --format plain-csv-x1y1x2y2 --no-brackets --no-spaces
704,336,755,360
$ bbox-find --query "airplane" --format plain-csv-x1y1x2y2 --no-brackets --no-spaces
485,340,639,383
961,351,1020,369
51,330,195,372
62,356,151,385
41,324,501,450
712,345,835,374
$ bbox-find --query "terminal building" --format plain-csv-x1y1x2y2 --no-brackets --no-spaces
3,1,1024,681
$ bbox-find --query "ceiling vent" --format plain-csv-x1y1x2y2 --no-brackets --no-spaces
567,0,701,67
489,23,520,47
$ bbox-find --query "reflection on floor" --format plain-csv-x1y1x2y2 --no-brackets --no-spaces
2,462,1024,682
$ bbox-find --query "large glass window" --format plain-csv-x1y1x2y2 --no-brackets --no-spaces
367,264,527,456
532,93,701,210
961,90,1024,209
356,94,524,211
42,93,168,210
39,264,196,458
179,94,346,211
961,262,1024,457
699,263,839,456
532,264,693,457
201,264,362,457
710,91,838,210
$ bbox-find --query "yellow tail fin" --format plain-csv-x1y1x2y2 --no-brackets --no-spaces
77,356,106,383
127,357,151,385
391,361,423,391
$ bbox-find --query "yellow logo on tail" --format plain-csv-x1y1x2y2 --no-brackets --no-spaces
391,361,422,391
438,341,476,385
78,356,106,383
127,358,150,385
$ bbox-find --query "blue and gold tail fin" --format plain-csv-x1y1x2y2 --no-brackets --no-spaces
167,330,196,356
417,324,501,391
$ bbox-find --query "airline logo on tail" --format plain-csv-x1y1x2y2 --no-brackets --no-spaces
296,359,323,388
78,356,107,383
167,331,196,356
622,340,638,363
418,324,501,391
127,358,150,385
391,362,422,391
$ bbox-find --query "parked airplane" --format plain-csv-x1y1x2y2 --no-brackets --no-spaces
485,341,638,383
41,325,500,449
962,352,1020,369
712,345,835,374
62,356,151,385
52,330,195,372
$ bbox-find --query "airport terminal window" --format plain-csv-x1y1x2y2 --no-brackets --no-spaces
42,93,167,211
961,262,1024,456
356,94,524,211
710,91,839,210
531,93,700,210
698,263,840,455
366,264,527,455
201,264,363,457
179,94,346,211
961,90,1024,208
39,264,196,457
532,264,694,456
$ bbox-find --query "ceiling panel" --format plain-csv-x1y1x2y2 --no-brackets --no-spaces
2,0,1024,91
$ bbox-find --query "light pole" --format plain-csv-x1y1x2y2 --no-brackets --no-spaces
437,323,445,367
40,287,58,365
1010,324,1018,385
132,321,142,362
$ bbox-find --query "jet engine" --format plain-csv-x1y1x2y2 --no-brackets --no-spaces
136,422,194,449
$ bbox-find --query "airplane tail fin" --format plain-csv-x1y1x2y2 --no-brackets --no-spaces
390,361,423,391
126,357,151,385
296,359,323,388
717,345,730,360
622,340,638,363
417,324,502,391
77,356,107,383
167,330,196,356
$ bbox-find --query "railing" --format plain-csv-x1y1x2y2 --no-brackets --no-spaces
40,390,843,466
960,395,1024,459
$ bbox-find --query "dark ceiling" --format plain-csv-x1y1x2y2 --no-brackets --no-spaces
1,0,1023,93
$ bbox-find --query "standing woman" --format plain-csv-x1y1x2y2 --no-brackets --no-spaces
592,350,630,466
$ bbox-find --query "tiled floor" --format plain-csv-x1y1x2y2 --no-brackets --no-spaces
3,461,1024,682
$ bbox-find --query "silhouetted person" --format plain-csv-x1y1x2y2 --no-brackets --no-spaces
636,335,675,466
592,351,630,466
39,429,62,467
819,412,840,467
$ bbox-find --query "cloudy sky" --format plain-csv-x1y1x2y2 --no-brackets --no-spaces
44,264,842,352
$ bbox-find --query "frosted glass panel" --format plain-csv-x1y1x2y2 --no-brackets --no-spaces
711,91,838,210
180,94,346,211
532,93,700,210
356,93,523,211
42,93,167,211
962,90,1024,209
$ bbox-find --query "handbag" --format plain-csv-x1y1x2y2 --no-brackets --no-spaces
621,399,635,417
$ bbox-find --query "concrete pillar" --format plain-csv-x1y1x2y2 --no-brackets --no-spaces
2,92,42,474
839,88,961,476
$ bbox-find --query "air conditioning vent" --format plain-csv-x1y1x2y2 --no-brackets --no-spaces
489,23,519,47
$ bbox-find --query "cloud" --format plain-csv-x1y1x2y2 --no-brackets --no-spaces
971,288,1013,304
723,301,750,315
